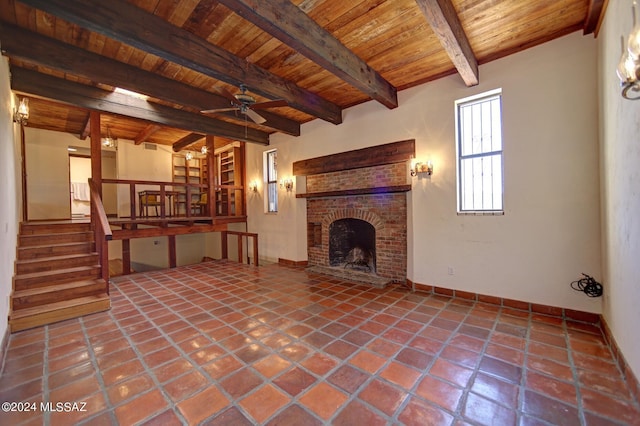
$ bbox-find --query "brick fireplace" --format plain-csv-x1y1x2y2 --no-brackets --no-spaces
294,141,413,284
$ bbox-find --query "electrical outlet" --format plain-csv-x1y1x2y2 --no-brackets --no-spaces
447,267,454,275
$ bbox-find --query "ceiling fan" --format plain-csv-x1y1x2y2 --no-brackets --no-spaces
201,84,287,124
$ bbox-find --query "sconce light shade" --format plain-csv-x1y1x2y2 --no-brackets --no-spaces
201,146,208,155
630,4,640,58
410,161,433,177
249,180,259,193
618,5,640,100
185,151,194,161
280,178,294,191
101,125,118,148
13,98,29,125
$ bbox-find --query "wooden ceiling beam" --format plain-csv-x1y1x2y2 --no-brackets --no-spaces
11,67,270,145
0,23,300,136
134,124,161,145
583,0,607,36
415,0,478,86
218,0,398,109
172,133,205,152
18,0,343,124
79,114,91,140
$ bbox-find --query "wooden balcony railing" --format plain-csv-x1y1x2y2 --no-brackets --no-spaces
100,178,245,220
221,231,259,266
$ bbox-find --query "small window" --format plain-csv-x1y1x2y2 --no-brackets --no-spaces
455,89,503,213
264,149,278,213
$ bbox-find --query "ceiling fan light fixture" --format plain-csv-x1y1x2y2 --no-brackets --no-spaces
235,93,256,104
201,84,284,124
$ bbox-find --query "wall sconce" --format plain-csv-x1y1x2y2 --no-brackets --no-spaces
101,125,118,148
249,180,258,193
185,151,194,161
13,98,29,125
200,146,208,155
617,2,640,100
280,178,294,191
410,161,433,177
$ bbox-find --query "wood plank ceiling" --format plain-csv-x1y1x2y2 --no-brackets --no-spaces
0,0,605,151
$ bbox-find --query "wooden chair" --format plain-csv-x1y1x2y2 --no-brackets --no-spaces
192,192,208,216
140,193,162,217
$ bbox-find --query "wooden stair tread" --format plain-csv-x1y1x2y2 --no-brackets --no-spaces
14,264,100,283
20,231,92,237
13,279,106,298
16,252,98,265
11,222,111,332
19,241,93,250
10,293,110,320
21,223,91,235
16,265,100,280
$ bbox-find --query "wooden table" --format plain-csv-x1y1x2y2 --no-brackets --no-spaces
138,190,180,218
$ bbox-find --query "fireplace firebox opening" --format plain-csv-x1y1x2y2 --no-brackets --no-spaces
329,218,376,273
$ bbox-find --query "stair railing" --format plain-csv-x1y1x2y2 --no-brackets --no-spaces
221,231,259,266
89,178,113,291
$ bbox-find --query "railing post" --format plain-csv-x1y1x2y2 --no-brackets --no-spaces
89,178,112,294
186,185,192,218
253,235,259,267
159,184,167,218
237,234,243,265
130,183,137,219
221,231,228,260
101,235,109,293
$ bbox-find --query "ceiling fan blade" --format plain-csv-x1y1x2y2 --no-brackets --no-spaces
251,99,288,110
245,108,267,124
201,107,239,113
216,86,241,103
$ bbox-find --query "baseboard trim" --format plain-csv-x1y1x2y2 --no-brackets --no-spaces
0,326,10,377
600,317,640,404
406,278,600,324
407,277,638,405
278,258,309,267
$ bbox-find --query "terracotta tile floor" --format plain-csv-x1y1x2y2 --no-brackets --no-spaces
1,260,639,425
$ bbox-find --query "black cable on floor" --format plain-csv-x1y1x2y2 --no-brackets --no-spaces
571,273,603,297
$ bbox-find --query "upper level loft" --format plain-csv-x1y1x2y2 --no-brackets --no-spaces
21,112,258,279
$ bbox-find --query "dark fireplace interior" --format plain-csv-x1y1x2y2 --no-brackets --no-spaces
329,218,376,273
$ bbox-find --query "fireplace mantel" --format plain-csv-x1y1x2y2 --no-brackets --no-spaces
296,184,411,199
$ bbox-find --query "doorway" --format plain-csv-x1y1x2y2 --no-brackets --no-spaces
69,155,91,218
68,149,117,218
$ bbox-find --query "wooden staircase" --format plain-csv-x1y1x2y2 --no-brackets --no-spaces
10,222,111,332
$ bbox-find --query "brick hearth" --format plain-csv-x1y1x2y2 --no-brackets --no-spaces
303,159,408,282
306,193,407,281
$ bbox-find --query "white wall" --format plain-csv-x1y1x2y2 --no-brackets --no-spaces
598,0,640,385
247,32,602,313
0,55,21,344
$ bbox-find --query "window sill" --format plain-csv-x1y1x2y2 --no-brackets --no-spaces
457,211,504,216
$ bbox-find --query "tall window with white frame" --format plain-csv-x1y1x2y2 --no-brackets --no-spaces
455,89,504,213
265,149,278,213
